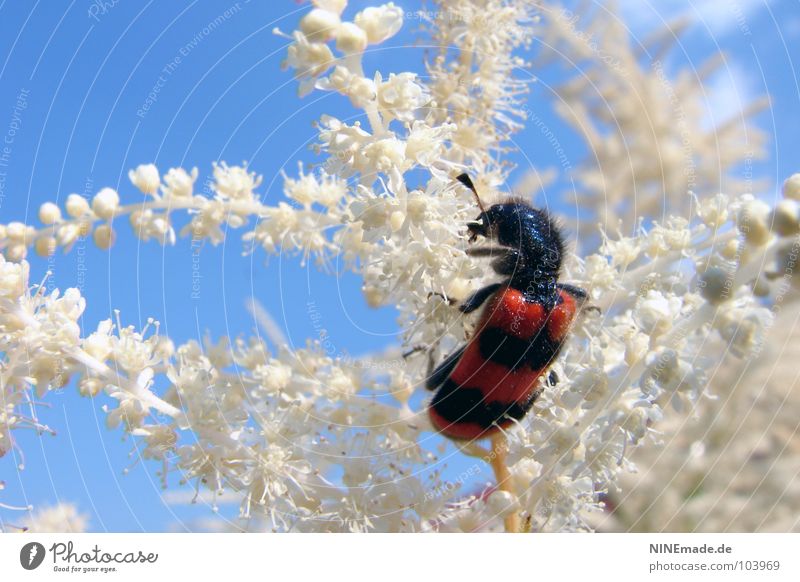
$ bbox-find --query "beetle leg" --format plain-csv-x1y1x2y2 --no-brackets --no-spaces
459,282,503,314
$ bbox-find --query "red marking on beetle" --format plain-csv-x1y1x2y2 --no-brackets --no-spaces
546,290,577,342
483,289,547,339
450,344,544,404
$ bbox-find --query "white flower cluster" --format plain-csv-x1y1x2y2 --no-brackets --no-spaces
532,3,768,232
597,240,800,533
2,0,798,532
503,188,797,531
1,258,73,459
0,254,444,531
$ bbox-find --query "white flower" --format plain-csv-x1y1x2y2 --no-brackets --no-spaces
647,218,691,256
354,3,403,44
486,489,520,519
737,198,772,247
105,397,147,430
405,121,454,167
0,254,28,298
312,0,346,15
55,223,80,248
93,224,116,250
283,31,336,96
128,163,161,194
300,8,341,41
162,167,198,198
34,236,57,257
769,199,800,236
634,290,682,337
138,424,178,460
283,166,347,209
696,193,729,228
318,66,377,109
783,173,800,200
91,187,120,219
130,209,175,245
362,136,406,173
38,202,62,225
601,233,642,267
5,221,29,243
317,115,372,176
212,162,262,202
714,306,771,357
583,254,618,290
65,194,91,218
335,22,368,54
377,72,429,122
83,320,115,361
3,0,797,536
253,360,292,395
534,3,767,228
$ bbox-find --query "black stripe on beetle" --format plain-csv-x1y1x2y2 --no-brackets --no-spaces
477,326,562,371
431,378,535,429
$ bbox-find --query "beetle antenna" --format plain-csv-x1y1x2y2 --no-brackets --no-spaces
456,173,487,215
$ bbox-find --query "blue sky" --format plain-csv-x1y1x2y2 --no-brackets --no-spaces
0,0,798,532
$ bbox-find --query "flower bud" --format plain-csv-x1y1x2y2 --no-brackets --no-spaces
389,210,404,231
162,167,197,198
752,275,771,297
6,221,28,243
486,489,520,519
720,239,740,260
736,199,771,247
38,202,62,225
128,164,160,194
769,199,800,237
93,224,116,250
0,253,28,298
699,266,733,304
92,188,120,219
312,0,346,15
300,8,341,40
5,243,27,262
782,173,800,200
66,194,90,217
363,285,384,307
34,236,57,257
56,224,79,247
696,193,728,228
155,337,176,360
79,377,104,397
354,4,403,44
634,290,678,336
77,219,92,237
335,22,368,53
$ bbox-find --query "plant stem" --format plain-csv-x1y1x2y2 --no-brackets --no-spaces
489,432,520,533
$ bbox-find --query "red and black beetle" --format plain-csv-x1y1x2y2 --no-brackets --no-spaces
427,174,588,440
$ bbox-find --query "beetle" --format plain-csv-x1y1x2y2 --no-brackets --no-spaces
427,174,588,440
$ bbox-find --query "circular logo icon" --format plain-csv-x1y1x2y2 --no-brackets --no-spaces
20,542,46,570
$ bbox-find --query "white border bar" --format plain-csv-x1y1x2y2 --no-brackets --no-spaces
1,533,798,581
